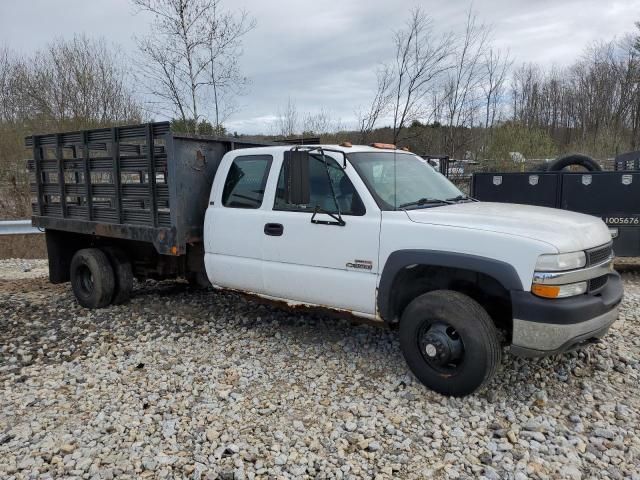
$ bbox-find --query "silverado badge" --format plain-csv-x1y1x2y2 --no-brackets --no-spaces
346,260,373,271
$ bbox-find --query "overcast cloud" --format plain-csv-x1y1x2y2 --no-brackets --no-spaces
1,0,638,133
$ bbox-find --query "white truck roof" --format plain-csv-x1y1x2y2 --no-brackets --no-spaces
232,145,415,156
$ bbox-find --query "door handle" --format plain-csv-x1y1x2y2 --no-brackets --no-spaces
264,223,284,236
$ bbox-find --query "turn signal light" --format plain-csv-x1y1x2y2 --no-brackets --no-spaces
532,281,587,298
370,142,396,149
531,284,561,298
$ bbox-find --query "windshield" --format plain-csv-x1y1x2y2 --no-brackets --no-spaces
348,152,464,210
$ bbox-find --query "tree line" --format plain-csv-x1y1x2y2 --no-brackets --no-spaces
349,9,640,163
511,38,640,158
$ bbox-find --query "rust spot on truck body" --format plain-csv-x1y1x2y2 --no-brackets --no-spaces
219,287,385,327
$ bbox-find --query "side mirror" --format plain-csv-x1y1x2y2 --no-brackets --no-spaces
283,150,310,205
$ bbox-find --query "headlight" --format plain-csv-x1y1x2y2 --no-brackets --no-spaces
535,251,586,271
532,282,587,299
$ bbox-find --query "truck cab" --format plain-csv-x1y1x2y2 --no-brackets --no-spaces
204,144,623,396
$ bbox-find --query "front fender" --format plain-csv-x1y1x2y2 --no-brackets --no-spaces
377,249,523,322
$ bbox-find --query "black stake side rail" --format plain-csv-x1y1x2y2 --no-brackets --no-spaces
26,122,275,256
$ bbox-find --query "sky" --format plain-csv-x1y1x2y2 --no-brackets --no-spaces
1,0,638,134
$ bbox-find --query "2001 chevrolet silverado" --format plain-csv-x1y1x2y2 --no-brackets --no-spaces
30,122,623,396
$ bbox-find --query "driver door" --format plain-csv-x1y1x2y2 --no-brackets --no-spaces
261,153,381,316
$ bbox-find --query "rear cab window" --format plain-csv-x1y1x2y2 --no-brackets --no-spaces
222,155,272,209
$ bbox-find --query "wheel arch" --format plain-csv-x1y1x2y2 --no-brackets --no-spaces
378,250,523,331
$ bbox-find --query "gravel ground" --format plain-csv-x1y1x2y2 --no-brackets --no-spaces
0,259,639,480
0,259,48,281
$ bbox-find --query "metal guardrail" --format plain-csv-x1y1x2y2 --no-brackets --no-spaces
0,220,41,235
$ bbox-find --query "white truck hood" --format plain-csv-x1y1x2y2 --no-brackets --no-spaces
405,202,612,253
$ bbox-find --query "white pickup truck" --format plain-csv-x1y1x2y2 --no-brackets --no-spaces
30,124,623,397
202,143,622,396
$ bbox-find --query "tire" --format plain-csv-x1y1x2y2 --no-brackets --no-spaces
101,246,133,305
399,290,501,397
548,153,602,172
70,248,115,309
532,161,550,172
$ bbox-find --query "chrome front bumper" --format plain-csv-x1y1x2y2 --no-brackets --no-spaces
511,306,618,357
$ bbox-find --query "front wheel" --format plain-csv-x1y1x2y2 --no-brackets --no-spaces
399,290,502,397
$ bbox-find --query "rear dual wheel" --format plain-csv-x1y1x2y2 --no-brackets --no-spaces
399,290,501,397
70,247,133,309
102,247,133,305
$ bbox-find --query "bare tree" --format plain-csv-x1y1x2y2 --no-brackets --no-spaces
132,0,254,133
10,35,141,129
626,31,640,147
390,8,453,144
303,108,332,136
356,66,392,142
442,9,491,156
206,8,255,128
0,46,15,123
133,0,213,131
275,97,298,137
482,47,511,129
302,108,344,138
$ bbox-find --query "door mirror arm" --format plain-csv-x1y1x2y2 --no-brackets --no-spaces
311,205,346,226
291,145,347,169
317,148,346,226
288,146,347,226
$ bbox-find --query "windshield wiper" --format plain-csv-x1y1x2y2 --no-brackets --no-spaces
399,198,453,209
445,194,478,203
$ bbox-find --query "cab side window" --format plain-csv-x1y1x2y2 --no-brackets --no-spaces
222,155,272,209
274,154,365,215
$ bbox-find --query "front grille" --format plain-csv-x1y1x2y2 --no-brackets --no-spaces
586,244,613,266
588,275,608,292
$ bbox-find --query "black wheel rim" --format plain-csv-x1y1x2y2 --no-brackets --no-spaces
77,265,94,296
417,321,465,374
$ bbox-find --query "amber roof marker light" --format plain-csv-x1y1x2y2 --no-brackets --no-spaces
370,143,397,149
339,141,353,148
